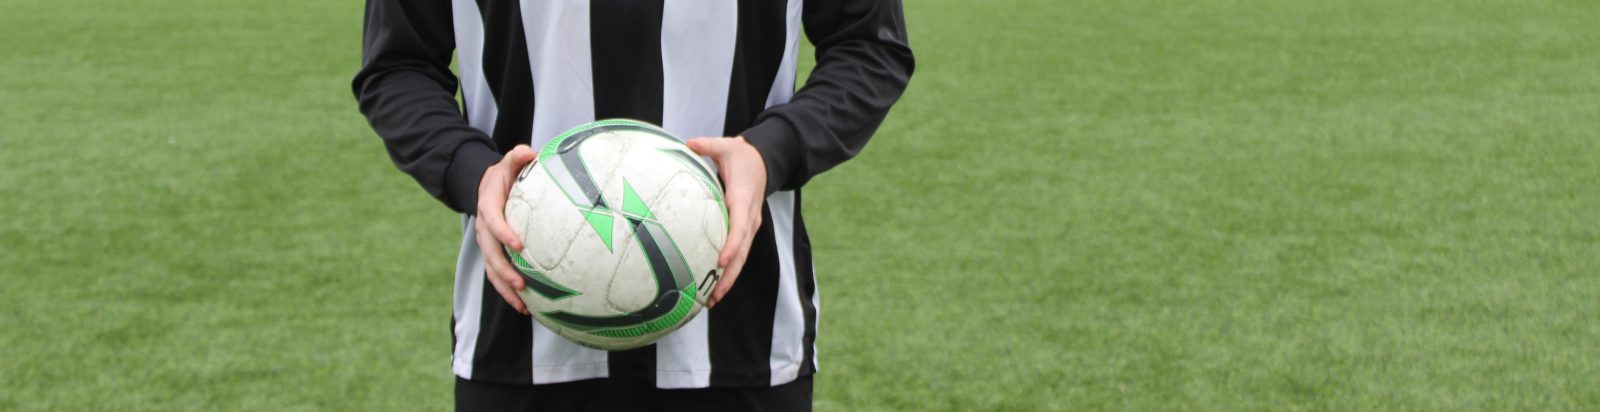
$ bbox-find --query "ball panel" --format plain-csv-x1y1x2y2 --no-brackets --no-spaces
503,120,727,351
643,170,725,306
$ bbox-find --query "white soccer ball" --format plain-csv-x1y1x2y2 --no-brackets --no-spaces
502,119,727,350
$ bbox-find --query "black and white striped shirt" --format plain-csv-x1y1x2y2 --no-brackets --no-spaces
353,0,912,389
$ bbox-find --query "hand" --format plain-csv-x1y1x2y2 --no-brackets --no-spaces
475,145,538,315
685,136,768,308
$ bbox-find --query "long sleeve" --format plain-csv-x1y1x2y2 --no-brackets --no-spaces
352,0,501,214
740,0,915,195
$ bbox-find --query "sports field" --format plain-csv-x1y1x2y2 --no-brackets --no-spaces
4,0,1598,410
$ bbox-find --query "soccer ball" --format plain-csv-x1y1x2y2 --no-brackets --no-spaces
502,119,726,350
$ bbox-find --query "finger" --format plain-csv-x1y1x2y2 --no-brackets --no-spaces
710,208,760,308
710,240,754,307
709,261,743,308
478,224,529,315
479,181,524,252
485,267,528,315
718,219,747,268
476,218,526,291
719,194,761,267
717,180,747,264
484,211,522,251
479,147,536,251
486,247,525,292
478,223,527,312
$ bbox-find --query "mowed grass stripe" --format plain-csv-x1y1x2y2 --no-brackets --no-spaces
2,0,1598,410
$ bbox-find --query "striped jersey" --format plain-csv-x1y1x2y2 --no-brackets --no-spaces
352,0,913,389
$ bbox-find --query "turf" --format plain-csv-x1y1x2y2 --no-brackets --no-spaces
3,0,1598,410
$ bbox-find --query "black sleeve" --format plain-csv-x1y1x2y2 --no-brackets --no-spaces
352,0,501,214
740,0,915,195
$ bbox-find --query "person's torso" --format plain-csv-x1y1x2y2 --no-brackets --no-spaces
446,0,819,389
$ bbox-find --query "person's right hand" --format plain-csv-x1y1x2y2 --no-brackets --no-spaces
475,145,537,315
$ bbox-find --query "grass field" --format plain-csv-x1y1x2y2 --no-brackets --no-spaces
4,0,1599,410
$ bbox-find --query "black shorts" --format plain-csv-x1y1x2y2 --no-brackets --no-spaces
455,376,812,412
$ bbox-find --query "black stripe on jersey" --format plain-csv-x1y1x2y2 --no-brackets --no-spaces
591,0,665,123
722,0,790,137
477,0,535,151
794,190,818,376
588,0,666,384
472,271,535,383
468,0,538,384
709,204,782,386
709,0,791,387
469,0,537,385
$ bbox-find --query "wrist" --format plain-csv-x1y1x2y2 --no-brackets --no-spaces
740,118,797,196
445,141,502,214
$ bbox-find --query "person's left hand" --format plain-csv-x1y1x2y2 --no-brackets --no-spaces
685,136,768,308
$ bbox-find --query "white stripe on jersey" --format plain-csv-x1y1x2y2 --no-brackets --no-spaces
519,0,611,384
451,0,498,137
448,0,494,380
767,1,808,385
523,0,597,150
765,0,802,108
660,0,738,140
810,262,820,373
452,216,487,380
653,0,740,389
767,191,804,385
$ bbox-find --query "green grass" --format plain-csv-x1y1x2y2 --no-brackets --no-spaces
3,0,1599,410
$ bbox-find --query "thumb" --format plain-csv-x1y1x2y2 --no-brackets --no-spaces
686,137,728,156
509,145,536,165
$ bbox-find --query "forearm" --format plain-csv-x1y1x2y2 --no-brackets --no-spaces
742,0,915,195
352,0,498,213
354,68,499,213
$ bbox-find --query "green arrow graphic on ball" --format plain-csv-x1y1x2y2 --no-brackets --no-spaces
503,120,703,338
